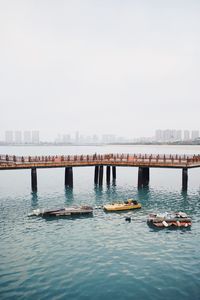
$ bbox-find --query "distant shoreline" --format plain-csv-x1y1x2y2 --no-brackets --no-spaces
0,142,200,147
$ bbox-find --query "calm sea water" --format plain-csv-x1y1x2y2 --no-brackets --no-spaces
0,145,200,300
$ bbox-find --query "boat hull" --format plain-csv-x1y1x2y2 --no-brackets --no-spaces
103,203,141,212
29,206,93,217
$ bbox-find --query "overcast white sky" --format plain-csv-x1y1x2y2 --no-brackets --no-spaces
0,0,200,140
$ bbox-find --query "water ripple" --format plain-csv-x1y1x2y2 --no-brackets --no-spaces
1,176,200,299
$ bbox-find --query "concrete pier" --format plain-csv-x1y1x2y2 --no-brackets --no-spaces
112,166,116,180
138,167,150,188
106,166,111,184
31,168,37,191
182,168,188,191
99,165,103,186
65,167,73,187
94,166,99,184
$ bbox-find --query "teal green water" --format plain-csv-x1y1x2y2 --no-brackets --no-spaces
1,145,200,300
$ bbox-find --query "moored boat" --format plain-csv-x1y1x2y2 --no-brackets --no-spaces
28,205,93,217
147,212,192,228
103,199,141,212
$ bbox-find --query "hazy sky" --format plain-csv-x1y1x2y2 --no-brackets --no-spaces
0,0,200,140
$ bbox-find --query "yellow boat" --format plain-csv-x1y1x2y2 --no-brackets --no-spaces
103,199,141,212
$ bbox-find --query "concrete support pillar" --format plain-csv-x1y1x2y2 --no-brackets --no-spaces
138,167,150,188
99,165,104,186
106,166,111,184
94,166,99,184
65,167,73,187
138,167,143,188
31,167,37,191
112,166,116,180
143,167,149,186
182,168,188,191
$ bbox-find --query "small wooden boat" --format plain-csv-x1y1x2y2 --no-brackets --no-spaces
103,199,141,212
28,205,93,217
147,212,192,228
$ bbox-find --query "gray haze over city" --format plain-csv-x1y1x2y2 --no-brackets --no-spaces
0,0,200,142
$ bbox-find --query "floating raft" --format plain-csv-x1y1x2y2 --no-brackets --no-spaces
28,206,93,217
103,199,141,212
147,212,192,228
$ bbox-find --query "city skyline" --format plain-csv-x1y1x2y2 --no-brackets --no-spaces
1,128,199,144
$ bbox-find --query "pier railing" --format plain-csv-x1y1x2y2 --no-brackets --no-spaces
0,153,200,168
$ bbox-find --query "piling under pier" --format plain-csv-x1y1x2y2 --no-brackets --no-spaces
182,168,188,191
65,167,73,187
99,165,103,186
106,166,111,184
138,167,150,188
31,168,37,191
94,166,99,184
112,166,116,180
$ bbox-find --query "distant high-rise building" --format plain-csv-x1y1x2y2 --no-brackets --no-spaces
15,131,22,144
175,130,182,141
24,131,31,144
191,130,199,140
155,129,182,142
5,131,13,143
62,134,71,143
183,130,190,141
155,130,163,141
32,131,40,144
163,129,172,141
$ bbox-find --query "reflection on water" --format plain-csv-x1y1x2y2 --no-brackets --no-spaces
31,191,38,208
64,186,74,205
137,186,150,201
112,178,116,187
